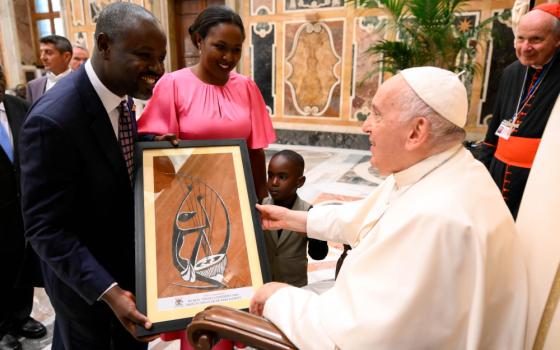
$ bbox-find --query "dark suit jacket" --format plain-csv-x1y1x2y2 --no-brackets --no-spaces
0,95,27,209
0,95,34,284
26,76,47,104
19,66,137,308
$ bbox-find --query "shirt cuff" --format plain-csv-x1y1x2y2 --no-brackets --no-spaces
306,206,329,240
97,282,118,301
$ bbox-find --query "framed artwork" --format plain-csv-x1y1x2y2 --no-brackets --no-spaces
134,140,270,336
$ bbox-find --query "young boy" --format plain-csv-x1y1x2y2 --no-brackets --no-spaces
263,150,328,287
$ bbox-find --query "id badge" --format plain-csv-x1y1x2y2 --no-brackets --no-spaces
495,120,514,140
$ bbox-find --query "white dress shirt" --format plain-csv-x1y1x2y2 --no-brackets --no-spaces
45,68,72,91
84,60,124,299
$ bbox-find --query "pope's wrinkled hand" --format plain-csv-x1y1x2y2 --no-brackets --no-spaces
249,282,290,316
255,204,290,230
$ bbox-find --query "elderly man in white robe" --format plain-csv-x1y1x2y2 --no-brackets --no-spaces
253,67,528,350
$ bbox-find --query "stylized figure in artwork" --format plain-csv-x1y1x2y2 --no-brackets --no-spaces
172,175,231,289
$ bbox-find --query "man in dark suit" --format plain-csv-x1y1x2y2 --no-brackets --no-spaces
0,65,46,350
19,3,167,349
26,35,72,104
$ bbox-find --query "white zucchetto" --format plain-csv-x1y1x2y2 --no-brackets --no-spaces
400,67,468,128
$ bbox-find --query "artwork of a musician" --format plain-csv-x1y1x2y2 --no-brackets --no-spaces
153,152,252,298
135,141,267,335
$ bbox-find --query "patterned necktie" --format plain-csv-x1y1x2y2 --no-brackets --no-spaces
0,120,14,163
118,100,135,185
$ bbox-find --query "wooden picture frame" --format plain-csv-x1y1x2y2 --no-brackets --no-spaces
134,139,270,336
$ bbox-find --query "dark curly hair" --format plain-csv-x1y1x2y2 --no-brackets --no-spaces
270,150,305,177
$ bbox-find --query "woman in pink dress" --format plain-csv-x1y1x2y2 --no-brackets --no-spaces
138,5,276,202
137,5,276,350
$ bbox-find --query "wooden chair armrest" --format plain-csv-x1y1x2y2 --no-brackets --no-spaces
186,305,297,350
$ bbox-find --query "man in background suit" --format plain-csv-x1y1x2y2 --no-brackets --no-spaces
19,3,167,349
70,44,89,71
26,35,72,104
0,65,46,350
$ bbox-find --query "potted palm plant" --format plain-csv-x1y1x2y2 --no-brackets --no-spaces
360,0,508,83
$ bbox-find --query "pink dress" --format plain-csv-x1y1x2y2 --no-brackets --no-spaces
138,68,274,350
138,68,276,149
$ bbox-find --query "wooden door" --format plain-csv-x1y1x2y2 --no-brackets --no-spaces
174,0,224,69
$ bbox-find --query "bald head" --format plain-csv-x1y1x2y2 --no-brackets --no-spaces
94,2,161,45
515,10,560,67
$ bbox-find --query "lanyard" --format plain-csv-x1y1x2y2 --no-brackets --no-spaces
511,58,555,125
521,69,545,104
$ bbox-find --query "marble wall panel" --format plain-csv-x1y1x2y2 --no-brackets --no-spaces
74,31,89,50
251,22,276,115
87,0,145,23
88,0,110,23
284,0,343,12
251,0,275,15
478,9,515,125
351,16,385,121
455,13,479,33
284,20,344,118
70,0,85,25
14,0,35,65
454,12,480,95
274,128,370,149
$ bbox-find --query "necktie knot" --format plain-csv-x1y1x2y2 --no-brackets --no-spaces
118,100,135,185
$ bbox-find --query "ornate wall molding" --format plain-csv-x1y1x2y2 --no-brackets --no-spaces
284,20,343,117
251,0,275,16
350,16,385,121
251,22,276,115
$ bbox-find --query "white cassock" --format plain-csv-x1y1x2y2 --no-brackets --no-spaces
263,145,527,350
517,95,560,350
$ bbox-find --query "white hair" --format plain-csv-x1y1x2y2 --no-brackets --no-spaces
396,81,466,145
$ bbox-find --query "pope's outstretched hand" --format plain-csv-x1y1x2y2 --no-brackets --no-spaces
256,204,308,233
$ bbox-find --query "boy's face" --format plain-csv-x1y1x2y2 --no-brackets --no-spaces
267,155,304,202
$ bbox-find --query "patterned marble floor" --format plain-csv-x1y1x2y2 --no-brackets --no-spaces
23,143,381,350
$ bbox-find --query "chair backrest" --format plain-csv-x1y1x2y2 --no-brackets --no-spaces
187,305,297,350
516,95,560,350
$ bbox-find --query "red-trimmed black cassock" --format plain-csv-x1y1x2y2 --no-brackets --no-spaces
478,49,560,218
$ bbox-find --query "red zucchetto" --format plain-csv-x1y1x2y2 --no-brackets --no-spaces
532,3,560,19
